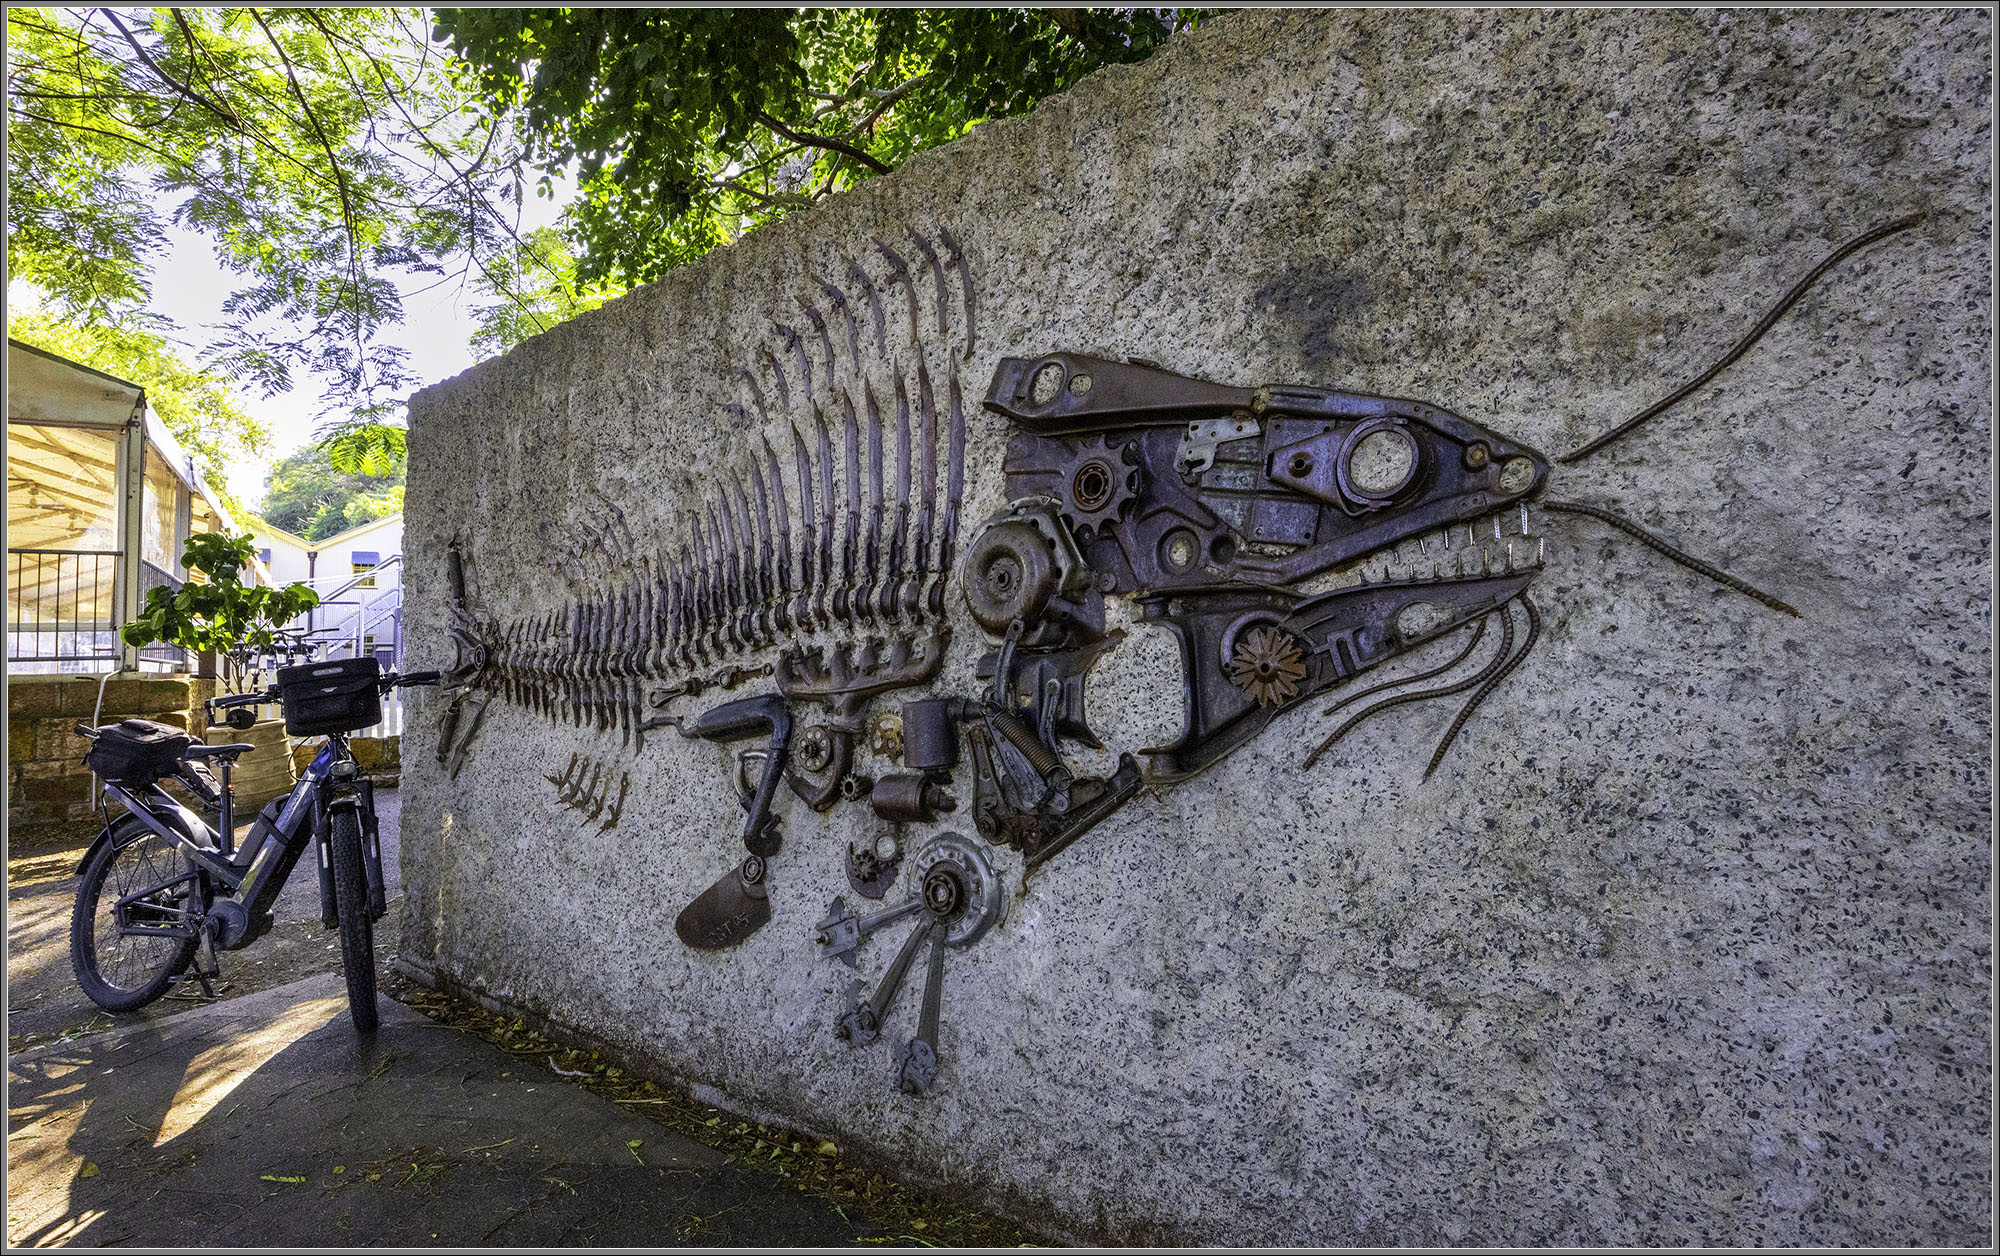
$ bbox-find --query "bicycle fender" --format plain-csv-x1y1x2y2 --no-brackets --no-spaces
75,787,205,874
72,822,117,876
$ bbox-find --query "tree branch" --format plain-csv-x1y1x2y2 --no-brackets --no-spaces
752,108,892,174
99,7,243,132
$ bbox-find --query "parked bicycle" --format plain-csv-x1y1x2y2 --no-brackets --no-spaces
69,658,439,1031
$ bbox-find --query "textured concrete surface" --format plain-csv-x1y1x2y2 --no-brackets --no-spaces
6,973,869,1247
399,10,1991,1246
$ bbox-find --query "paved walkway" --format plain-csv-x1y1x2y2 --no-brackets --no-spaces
6,974,873,1247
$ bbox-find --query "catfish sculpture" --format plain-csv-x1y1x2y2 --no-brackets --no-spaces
430,213,1922,1093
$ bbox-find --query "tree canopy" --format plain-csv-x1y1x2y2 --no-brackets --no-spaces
436,7,1209,292
9,8,1208,430
257,441,405,542
5,5,524,436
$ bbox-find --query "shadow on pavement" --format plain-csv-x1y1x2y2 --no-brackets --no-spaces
7,974,877,1247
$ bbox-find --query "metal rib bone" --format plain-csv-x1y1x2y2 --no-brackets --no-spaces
761,434,794,636
873,239,922,348
819,279,860,371
837,386,862,622
800,297,838,391
812,401,837,627
883,368,914,620
748,450,785,635
860,378,886,624
790,422,819,632
910,234,951,337
760,347,791,412
847,254,887,360
937,226,976,361
912,357,940,617
929,358,968,616
777,322,813,400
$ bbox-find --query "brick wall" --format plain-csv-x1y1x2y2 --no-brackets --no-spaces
7,675,296,848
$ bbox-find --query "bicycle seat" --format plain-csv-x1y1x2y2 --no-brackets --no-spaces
185,742,255,761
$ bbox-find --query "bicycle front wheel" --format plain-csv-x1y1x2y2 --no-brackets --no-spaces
70,816,201,1012
329,806,379,1032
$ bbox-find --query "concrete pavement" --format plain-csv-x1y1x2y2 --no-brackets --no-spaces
6,973,877,1247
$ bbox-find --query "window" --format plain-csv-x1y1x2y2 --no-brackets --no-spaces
259,548,273,564
351,549,379,588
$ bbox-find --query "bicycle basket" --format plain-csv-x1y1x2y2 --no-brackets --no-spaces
83,719,195,785
275,657,383,737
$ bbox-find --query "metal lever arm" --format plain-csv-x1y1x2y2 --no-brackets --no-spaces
681,694,793,856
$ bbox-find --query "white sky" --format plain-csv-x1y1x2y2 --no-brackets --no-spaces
151,174,571,505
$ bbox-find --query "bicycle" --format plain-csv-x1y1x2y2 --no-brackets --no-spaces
68,657,439,1032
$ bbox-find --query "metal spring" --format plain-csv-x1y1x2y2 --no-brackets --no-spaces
986,705,1062,779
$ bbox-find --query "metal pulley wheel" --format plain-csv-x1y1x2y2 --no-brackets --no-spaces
963,520,1061,635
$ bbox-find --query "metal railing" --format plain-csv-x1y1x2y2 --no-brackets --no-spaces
8,548,122,667
289,554,404,667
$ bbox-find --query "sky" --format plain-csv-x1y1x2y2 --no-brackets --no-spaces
150,177,571,505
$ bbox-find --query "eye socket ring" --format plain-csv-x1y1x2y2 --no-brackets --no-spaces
1335,419,1422,506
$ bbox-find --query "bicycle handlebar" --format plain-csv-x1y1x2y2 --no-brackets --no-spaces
207,688,278,711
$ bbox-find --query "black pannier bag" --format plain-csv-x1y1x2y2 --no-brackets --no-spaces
275,657,383,737
84,718,195,785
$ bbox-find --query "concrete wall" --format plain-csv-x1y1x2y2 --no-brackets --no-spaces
398,10,1991,1246
8,675,295,847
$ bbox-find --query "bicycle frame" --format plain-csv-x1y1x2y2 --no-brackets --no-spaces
97,737,371,948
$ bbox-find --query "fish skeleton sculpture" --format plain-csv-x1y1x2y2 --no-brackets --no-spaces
430,214,1921,1093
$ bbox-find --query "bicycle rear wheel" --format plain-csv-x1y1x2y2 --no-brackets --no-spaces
70,816,202,1012
328,806,379,1032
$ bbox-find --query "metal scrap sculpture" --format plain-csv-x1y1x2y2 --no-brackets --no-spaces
433,213,1921,1094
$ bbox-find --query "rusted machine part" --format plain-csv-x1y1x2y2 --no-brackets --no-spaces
870,773,957,824
776,627,952,811
672,694,794,951
987,352,1549,595
900,697,969,771
845,832,904,899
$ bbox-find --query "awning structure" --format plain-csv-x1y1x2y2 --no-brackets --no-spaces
6,338,255,673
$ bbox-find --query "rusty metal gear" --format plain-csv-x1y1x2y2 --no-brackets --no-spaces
1056,436,1141,539
1227,626,1307,707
